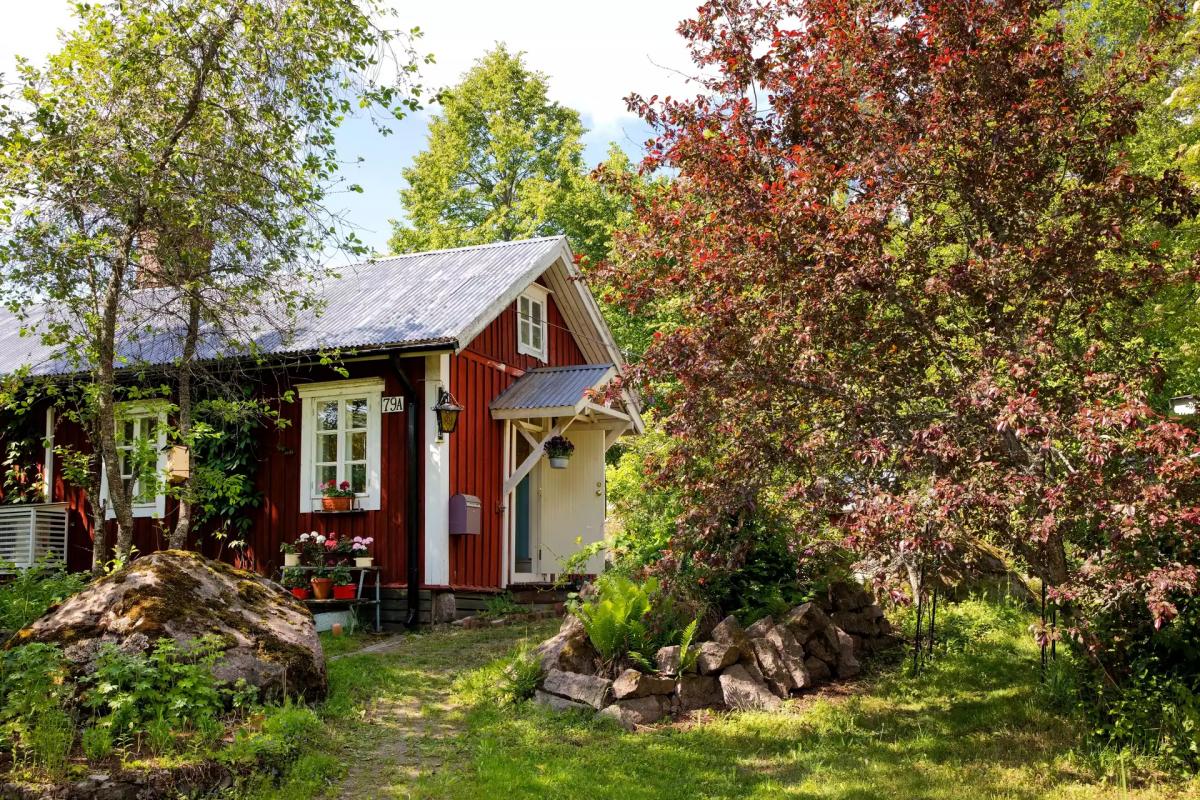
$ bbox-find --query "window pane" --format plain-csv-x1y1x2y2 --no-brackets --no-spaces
317,464,336,489
347,398,368,429
519,318,530,345
350,463,366,493
531,301,542,325
348,431,366,461
318,433,337,463
317,401,338,431
123,420,136,441
532,322,543,351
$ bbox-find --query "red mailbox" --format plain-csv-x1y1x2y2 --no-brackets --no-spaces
449,493,481,535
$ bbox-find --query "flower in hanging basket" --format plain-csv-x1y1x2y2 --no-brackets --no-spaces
545,435,575,468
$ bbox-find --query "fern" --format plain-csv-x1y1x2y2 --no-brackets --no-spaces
677,618,700,674
576,575,660,666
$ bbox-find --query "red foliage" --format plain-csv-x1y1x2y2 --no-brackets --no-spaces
602,0,1200,638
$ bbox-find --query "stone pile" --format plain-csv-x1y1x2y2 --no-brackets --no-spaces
533,582,897,730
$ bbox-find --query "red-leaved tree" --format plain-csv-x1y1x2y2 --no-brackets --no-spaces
602,0,1200,659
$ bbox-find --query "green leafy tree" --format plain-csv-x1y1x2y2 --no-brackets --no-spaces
0,0,425,560
390,44,585,251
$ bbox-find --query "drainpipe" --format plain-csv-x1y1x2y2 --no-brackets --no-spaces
391,355,422,629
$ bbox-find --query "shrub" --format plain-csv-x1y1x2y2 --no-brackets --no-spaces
80,724,113,762
573,574,690,671
0,558,87,631
80,635,231,746
27,707,72,774
0,643,72,759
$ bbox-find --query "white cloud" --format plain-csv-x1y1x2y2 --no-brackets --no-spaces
391,0,701,131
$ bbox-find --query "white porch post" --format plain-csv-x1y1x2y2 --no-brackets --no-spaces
423,353,451,586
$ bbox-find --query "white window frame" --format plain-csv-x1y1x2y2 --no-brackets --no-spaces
298,378,384,513
101,401,168,519
516,284,549,362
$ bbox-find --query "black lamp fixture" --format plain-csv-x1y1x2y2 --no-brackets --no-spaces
433,388,464,442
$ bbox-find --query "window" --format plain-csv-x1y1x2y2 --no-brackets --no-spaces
298,379,383,512
517,285,548,361
102,402,167,519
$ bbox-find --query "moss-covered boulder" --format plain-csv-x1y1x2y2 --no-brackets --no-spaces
11,550,326,701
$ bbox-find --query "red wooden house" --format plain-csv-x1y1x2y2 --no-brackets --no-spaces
0,236,641,624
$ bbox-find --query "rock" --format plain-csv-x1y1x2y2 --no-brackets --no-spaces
767,624,812,689
534,615,598,675
834,627,861,679
541,668,612,709
783,602,831,643
12,550,325,701
827,581,872,612
599,695,666,730
805,630,838,665
535,689,590,712
719,663,781,711
677,674,723,711
612,668,676,699
711,615,754,660
744,615,776,639
831,609,880,638
805,655,832,683
696,641,740,675
431,591,456,623
655,645,681,676
748,637,796,698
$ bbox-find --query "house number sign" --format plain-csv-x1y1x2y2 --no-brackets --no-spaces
381,396,406,413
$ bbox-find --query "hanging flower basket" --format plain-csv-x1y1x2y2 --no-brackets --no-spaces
544,435,575,470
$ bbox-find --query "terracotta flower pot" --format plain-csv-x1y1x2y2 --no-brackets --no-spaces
283,553,301,567
290,587,310,600
310,577,334,600
323,496,353,512
354,557,374,568
332,584,357,600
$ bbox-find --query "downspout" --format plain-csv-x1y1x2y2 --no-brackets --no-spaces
391,355,422,629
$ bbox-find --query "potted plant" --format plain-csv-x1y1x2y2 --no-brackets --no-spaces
280,541,301,567
322,479,356,512
297,531,327,565
331,566,356,600
351,536,375,567
544,435,575,469
281,568,310,600
325,535,355,566
310,567,334,600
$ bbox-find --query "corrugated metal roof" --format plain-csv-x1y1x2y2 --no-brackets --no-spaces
0,236,566,376
490,364,614,412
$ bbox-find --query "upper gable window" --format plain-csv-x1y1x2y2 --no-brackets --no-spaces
517,285,548,361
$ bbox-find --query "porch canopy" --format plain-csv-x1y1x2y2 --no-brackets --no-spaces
490,364,632,495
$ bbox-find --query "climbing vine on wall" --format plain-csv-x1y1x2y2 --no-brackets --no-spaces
188,398,266,548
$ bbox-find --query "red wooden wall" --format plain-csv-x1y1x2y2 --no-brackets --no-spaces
447,289,588,588
53,358,423,585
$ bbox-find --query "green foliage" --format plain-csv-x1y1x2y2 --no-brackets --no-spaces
0,643,72,767
389,44,584,252
80,635,234,744
573,574,686,669
501,644,543,704
27,708,73,775
677,618,700,675
187,398,266,545
481,593,528,619
0,558,87,631
221,702,324,775
80,724,113,762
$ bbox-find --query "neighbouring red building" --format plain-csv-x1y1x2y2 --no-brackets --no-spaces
0,237,641,624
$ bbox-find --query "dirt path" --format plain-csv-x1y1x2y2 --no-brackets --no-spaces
333,621,559,799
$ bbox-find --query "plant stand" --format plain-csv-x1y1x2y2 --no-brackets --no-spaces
276,564,382,632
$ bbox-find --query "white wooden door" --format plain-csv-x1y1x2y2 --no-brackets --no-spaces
538,428,606,577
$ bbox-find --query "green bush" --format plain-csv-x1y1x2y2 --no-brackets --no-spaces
0,558,87,631
27,707,72,774
573,575,695,671
80,724,113,761
0,643,72,760
80,635,233,746
501,644,543,703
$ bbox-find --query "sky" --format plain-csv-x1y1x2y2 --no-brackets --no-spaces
0,1,702,257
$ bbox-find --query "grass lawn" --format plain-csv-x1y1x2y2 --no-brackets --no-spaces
266,602,1200,800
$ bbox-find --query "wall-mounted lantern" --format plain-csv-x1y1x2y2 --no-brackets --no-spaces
433,388,463,443
1171,394,1197,417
